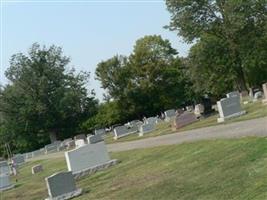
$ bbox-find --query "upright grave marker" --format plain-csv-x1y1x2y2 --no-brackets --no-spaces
164,109,176,122
262,83,267,105
113,125,138,140
172,111,198,130
65,141,117,179
45,171,82,200
139,123,155,136
217,91,246,123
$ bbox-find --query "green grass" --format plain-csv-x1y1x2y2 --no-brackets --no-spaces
105,101,267,144
2,137,267,200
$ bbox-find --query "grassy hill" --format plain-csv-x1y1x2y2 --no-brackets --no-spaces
2,137,267,200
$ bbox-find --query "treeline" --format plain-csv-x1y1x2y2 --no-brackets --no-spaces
0,0,266,154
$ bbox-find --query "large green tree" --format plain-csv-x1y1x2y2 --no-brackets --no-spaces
166,0,267,91
0,44,98,152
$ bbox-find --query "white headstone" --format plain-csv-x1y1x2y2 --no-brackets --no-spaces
75,139,87,148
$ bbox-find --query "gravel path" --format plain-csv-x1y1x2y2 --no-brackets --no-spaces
29,117,267,161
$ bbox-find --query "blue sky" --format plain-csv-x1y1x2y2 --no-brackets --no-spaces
1,0,191,100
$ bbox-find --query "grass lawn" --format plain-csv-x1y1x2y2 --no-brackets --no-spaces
104,101,267,144
2,137,267,200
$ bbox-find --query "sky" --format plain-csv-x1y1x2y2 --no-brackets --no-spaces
1,0,191,101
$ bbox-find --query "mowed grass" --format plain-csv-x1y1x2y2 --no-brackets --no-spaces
2,137,267,200
105,101,267,144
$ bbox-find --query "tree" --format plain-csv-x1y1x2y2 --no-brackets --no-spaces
166,0,267,91
0,43,98,151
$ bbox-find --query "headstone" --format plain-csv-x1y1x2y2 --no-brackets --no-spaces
65,141,115,176
0,174,14,191
249,88,253,98
75,139,87,148
94,129,106,136
32,164,43,174
45,171,82,200
139,123,155,136
12,154,25,165
74,134,86,141
217,92,246,123
164,109,176,122
226,91,240,101
45,142,61,154
202,97,214,115
0,161,10,175
113,125,138,140
262,83,267,104
194,104,204,117
87,134,103,144
145,117,157,125
254,91,263,100
172,111,198,130
32,148,45,157
186,106,194,112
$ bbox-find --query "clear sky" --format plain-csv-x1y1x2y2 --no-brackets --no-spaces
1,0,191,101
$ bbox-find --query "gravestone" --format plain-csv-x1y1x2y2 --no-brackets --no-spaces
94,129,106,136
217,92,246,123
0,161,10,175
164,109,176,122
75,139,87,148
172,111,198,130
32,148,45,157
66,140,75,150
32,164,43,174
113,125,138,140
65,142,117,179
202,97,214,115
45,142,61,154
262,83,267,104
139,123,155,136
87,134,103,144
186,105,194,112
0,174,14,191
45,171,82,200
12,154,25,165
145,117,157,125
194,104,204,117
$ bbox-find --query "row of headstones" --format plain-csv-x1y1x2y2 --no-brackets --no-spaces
113,109,177,140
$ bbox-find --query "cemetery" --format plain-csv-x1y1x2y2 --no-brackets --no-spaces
1,1,266,199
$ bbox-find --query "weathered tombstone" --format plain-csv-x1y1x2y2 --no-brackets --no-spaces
65,142,117,179
0,174,14,191
25,152,33,159
32,164,43,174
254,91,263,101
87,134,103,144
164,109,176,122
12,154,25,165
45,171,82,200
139,123,155,136
172,111,198,130
32,148,45,157
186,106,194,112
94,129,106,136
75,139,87,148
217,92,246,123
262,83,267,104
113,125,138,140
202,97,214,115
0,161,10,175
226,91,240,101
194,104,204,117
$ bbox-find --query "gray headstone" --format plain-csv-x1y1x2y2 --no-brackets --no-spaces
45,171,82,200
75,139,87,148
87,134,103,144
113,125,138,140
145,117,157,125
0,174,14,191
0,161,10,175
94,129,106,135
74,134,86,141
164,109,176,118
65,142,110,174
139,123,155,136
12,154,25,165
217,93,246,122
32,164,43,174
45,142,61,154
194,104,204,117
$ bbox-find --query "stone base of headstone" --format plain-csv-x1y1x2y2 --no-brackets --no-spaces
45,188,82,200
217,110,246,123
73,159,118,180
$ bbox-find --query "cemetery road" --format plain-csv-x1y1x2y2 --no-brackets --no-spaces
29,117,267,160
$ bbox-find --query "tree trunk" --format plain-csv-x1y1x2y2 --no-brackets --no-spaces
49,131,57,143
